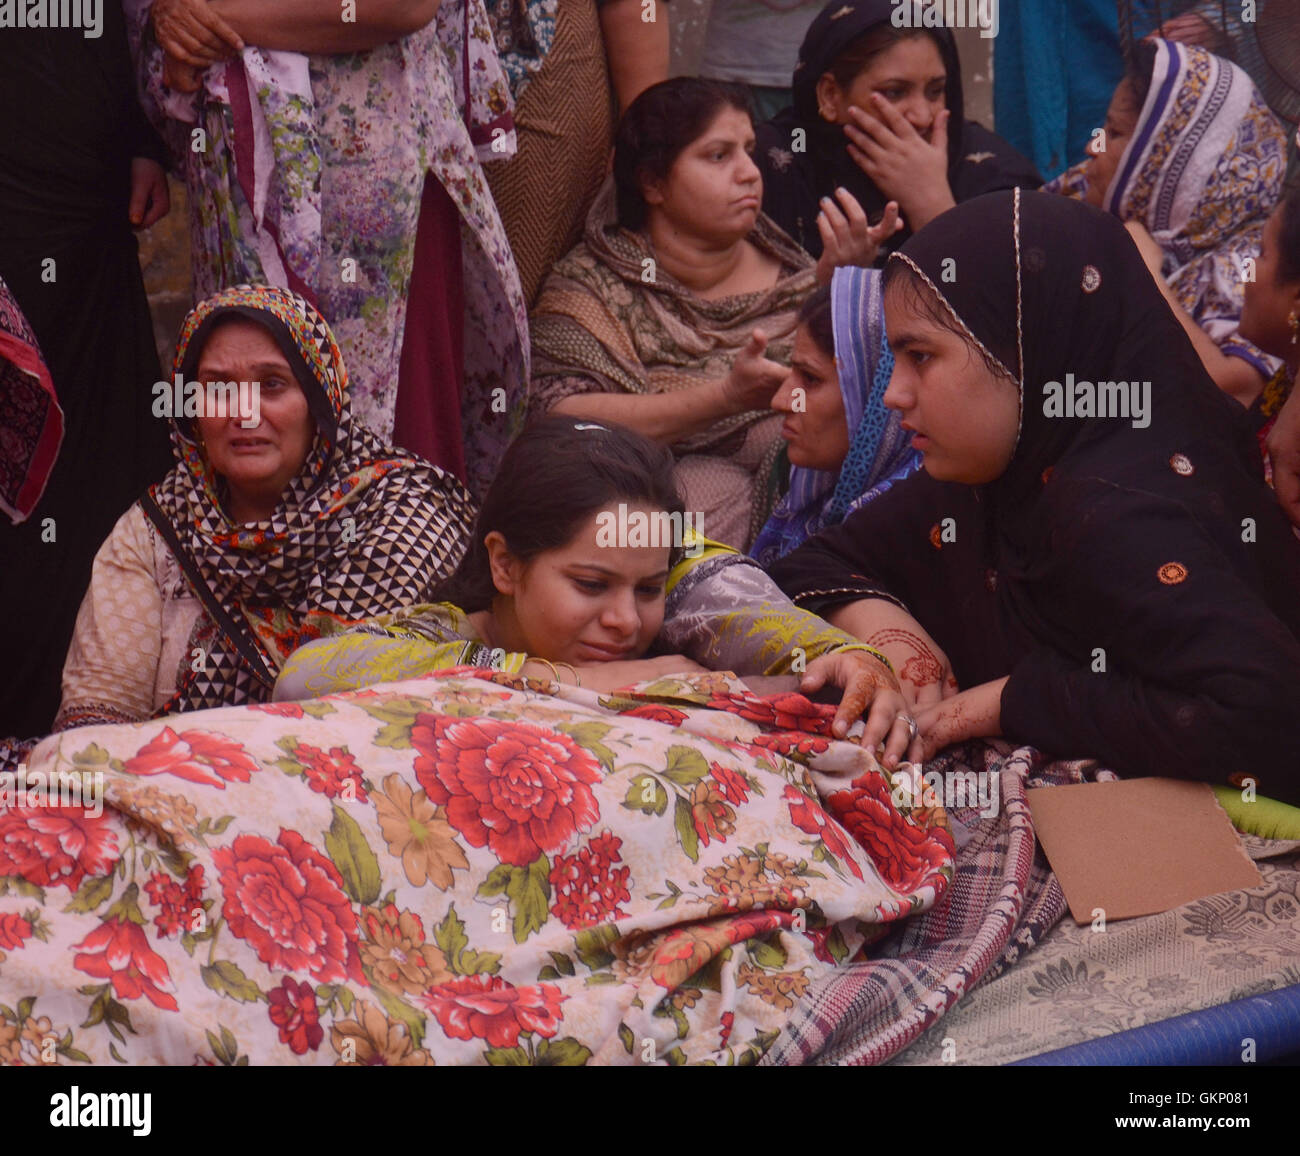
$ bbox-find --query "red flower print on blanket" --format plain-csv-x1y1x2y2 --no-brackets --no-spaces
123,727,259,789
267,977,324,1055
0,804,119,891
213,830,361,984
420,974,566,1047
706,692,834,733
826,775,955,896
293,743,367,802
549,830,632,928
73,916,178,1011
0,911,33,952
143,866,206,939
620,704,689,727
412,716,602,867
783,786,863,880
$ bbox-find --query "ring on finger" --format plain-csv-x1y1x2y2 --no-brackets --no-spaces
896,714,918,741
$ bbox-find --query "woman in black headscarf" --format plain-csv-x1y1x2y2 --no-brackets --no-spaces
769,188,1300,804
755,0,1040,261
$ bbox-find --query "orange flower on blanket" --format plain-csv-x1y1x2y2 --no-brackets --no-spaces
412,716,602,867
331,1000,433,1066
213,830,361,984
267,977,324,1055
737,962,810,1011
0,1022,19,1065
690,781,736,848
0,804,119,892
420,975,567,1048
19,1015,59,1066
73,916,178,1011
359,903,452,994
649,911,784,989
783,785,862,881
294,742,367,802
373,773,469,890
825,774,954,895
123,727,259,789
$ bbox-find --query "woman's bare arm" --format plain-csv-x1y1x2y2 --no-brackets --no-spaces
208,0,439,54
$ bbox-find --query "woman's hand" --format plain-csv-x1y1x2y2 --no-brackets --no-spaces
152,0,244,68
128,158,170,229
1266,386,1300,527
813,190,903,284
721,329,792,414
799,648,919,767
844,95,955,230
162,55,205,93
826,597,959,714
913,676,1007,761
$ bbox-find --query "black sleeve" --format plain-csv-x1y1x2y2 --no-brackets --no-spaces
999,483,1300,804
766,470,975,616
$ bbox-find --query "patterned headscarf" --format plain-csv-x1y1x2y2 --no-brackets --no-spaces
1108,39,1287,378
752,267,920,565
142,285,476,712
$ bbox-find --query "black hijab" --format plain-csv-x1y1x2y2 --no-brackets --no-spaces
891,188,1300,631
771,188,1300,792
755,0,1040,259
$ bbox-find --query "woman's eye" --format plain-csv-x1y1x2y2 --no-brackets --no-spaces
636,585,664,599
927,84,945,101
879,88,905,102
909,350,932,366
574,578,605,593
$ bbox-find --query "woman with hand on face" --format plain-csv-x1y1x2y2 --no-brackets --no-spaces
530,77,823,551
1240,180,1300,526
769,189,1300,804
754,0,1040,265
279,417,919,764
1046,38,1289,408
753,270,920,567
55,286,475,730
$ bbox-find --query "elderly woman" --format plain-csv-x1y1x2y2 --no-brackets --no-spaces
529,77,822,552
54,286,475,729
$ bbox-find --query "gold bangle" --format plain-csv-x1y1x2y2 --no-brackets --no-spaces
527,658,560,684
554,661,581,687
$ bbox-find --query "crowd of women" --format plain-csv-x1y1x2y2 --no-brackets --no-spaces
3,0,1299,807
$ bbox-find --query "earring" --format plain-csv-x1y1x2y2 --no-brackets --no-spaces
1289,310,1298,346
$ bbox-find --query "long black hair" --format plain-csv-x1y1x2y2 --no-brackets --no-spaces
432,416,686,612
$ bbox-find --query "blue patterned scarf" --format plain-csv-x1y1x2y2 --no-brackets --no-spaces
751,267,920,566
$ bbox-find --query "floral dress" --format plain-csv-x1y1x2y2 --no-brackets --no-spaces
125,0,529,496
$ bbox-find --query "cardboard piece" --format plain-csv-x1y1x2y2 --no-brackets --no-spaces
1026,777,1262,924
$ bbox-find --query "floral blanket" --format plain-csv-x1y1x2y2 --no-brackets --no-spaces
0,670,953,1066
